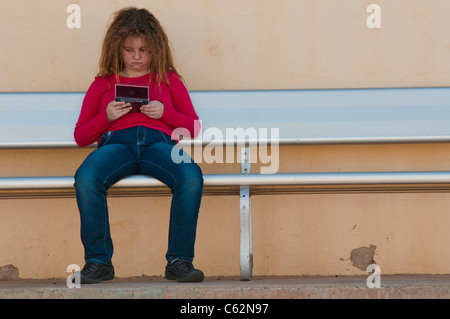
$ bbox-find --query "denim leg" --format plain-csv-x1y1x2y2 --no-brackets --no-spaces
74,143,137,264
139,142,203,262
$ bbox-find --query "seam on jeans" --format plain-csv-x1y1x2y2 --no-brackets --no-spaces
101,160,137,190
98,131,114,148
139,160,177,186
99,160,136,262
102,183,109,261
159,131,174,144
137,127,146,146
139,160,178,246
136,127,147,163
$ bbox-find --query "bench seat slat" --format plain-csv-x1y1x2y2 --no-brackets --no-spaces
2,171,450,190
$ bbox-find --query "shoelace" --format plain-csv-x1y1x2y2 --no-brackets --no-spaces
171,259,194,275
82,263,102,276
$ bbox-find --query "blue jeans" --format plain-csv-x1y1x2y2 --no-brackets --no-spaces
74,126,203,265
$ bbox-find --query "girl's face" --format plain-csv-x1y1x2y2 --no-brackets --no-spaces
121,36,150,77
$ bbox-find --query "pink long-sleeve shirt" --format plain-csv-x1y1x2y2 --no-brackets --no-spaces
74,72,200,147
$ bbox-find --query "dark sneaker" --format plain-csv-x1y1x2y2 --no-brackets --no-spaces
165,258,204,282
77,262,115,284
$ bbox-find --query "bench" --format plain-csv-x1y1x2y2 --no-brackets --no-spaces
2,87,450,280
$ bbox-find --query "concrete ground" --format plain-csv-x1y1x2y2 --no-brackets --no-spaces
0,274,448,299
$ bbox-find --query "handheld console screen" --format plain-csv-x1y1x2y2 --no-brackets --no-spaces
115,84,149,113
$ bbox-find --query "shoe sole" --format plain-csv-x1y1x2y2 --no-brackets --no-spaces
165,269,204,282
79,270,115,284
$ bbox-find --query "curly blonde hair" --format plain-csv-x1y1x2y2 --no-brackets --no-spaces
97,7,180,85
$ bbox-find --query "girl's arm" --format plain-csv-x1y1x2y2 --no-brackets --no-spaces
159,73,201,139
74,78,112,147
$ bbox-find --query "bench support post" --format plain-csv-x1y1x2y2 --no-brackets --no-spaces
240,146,253,280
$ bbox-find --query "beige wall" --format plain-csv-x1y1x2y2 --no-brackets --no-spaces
1,0,450,279
1,0,450,92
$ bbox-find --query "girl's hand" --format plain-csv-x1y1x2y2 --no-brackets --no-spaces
106,101,131,121
141,101,164,119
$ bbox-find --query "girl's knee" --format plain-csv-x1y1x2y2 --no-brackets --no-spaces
179,163,203,189
74,166,99,190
